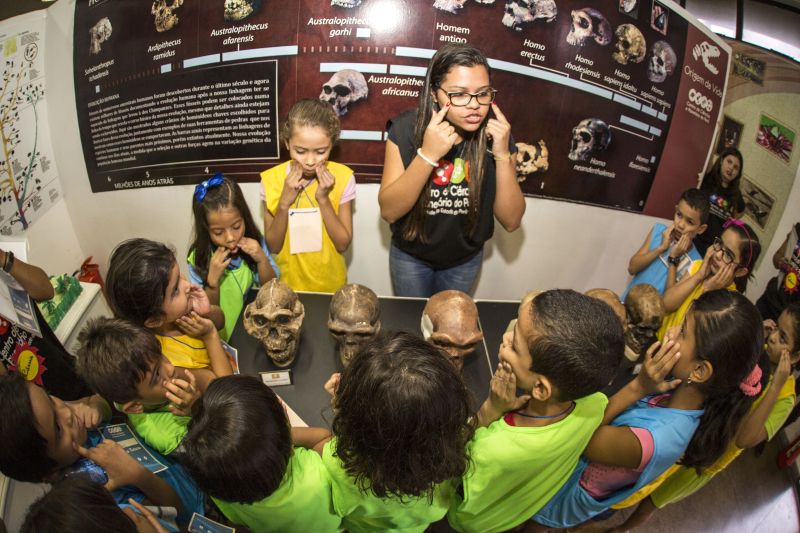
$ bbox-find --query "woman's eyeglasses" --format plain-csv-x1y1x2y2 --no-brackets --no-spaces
712,237,739,265
436,88,497,107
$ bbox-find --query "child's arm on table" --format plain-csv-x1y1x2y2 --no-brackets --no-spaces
76,440,184,513
0,252,54,301
628,226,672,275
264,163,304,253
475,361,530,428
583,340,681,469
315,164,353,252
736,351,795,449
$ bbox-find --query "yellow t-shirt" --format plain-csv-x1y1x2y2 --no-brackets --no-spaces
658,260,736,340
261,161,352,293
156,334,209,369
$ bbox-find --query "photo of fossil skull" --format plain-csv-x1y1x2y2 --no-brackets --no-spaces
243,279,305,367
569,118,611,162
647,40,678,83
319,69,368,117
566,8,612,47
332,0,363,7
501,0,557,32
433,0,467,13
515,140,549,182
612,24,647,65
89,17,112,55
421,290,484,372
328,284,381,367
152,0,183,32
224,0,262,22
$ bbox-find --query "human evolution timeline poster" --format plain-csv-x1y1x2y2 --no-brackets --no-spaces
73,0,729,218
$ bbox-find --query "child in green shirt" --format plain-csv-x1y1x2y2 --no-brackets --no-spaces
448,289,624,533
173,375,341,532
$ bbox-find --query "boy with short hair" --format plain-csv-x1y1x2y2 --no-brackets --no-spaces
175,375,341,532
447,289,624,533
76,317,198,456
0,371,203,525
623,188,709,300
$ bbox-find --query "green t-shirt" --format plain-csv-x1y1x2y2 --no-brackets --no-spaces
447,392,608,533
126,405,190,456
214,447,340,533
322,438,455,533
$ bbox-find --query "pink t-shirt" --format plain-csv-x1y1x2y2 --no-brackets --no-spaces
578,394,668,499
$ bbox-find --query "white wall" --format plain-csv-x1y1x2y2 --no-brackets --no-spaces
39,0,798,304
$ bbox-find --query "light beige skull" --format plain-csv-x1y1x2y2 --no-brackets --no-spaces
243,279,304,367
515,141,549,182
612,24,647,65
624,284,664,361
421,290,483,371
89,17,112,55
224,0,260,22
152,0,183,32
585,288,627,325
319,69,368,117
566,8,612,46
328,284,381,367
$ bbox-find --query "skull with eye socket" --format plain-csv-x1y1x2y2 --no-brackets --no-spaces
612,23,647,65
421,290,484,372
647,40,677,83
328,284,381,367
243,279,305,367
319,69,368,117
624,284,664,362
569,118,611,161
515,140,549,182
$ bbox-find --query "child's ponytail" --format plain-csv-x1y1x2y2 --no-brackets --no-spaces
679,290,763,472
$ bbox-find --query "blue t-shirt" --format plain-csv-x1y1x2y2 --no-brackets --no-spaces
623,223,701,301
62,429,204,525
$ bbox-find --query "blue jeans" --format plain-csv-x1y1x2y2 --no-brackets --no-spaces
389,243,483,297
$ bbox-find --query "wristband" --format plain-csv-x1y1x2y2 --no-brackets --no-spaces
416,148,438,167
2,251,14,273
492,152,512,161
204,279,217,290
667,255,681,267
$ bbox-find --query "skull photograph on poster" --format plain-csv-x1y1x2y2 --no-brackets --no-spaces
647,41,678,83
612,24,647,65
568,119,612,162
152,0,183,32
319,69,368,117
566,8,612,47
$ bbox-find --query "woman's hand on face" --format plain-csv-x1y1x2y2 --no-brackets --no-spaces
279,162,307,208
485,103,512,156
421,103,459,161
314,162,336,201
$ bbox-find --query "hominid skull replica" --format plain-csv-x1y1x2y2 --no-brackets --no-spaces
569,118,611,161
421,290,483,372
152,0,183,32
566,8,612,47
89,18,112,55
224,0,261,22
624,284,665,362
328,284,381,367
507,289,544,333
243,279,304,367
647,40,678,83
319,69,368,117
612,24,646,65
515,141,549,182
585,288,627,326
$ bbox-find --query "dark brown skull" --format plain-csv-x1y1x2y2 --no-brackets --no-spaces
422,290,483,371
243,279,304,367
624,284,665,361
328,284,381,367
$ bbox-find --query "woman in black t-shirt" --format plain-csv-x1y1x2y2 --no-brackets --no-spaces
695,147,746,256
379,43,525,297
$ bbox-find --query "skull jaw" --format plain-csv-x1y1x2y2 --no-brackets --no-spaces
264,339,298,368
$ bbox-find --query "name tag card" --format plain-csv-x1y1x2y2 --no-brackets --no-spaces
288,207,322,254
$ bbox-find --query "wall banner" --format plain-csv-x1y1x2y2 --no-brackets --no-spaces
74,0,728,218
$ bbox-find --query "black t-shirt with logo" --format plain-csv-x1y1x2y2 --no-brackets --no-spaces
695,178,746,257
0,306,91,401
387,109,514,269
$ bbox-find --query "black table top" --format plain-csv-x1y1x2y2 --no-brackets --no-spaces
229,291,496,428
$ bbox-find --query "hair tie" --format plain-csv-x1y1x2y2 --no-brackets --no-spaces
722,218,753,268
738,364,762,397
194,172,224,202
